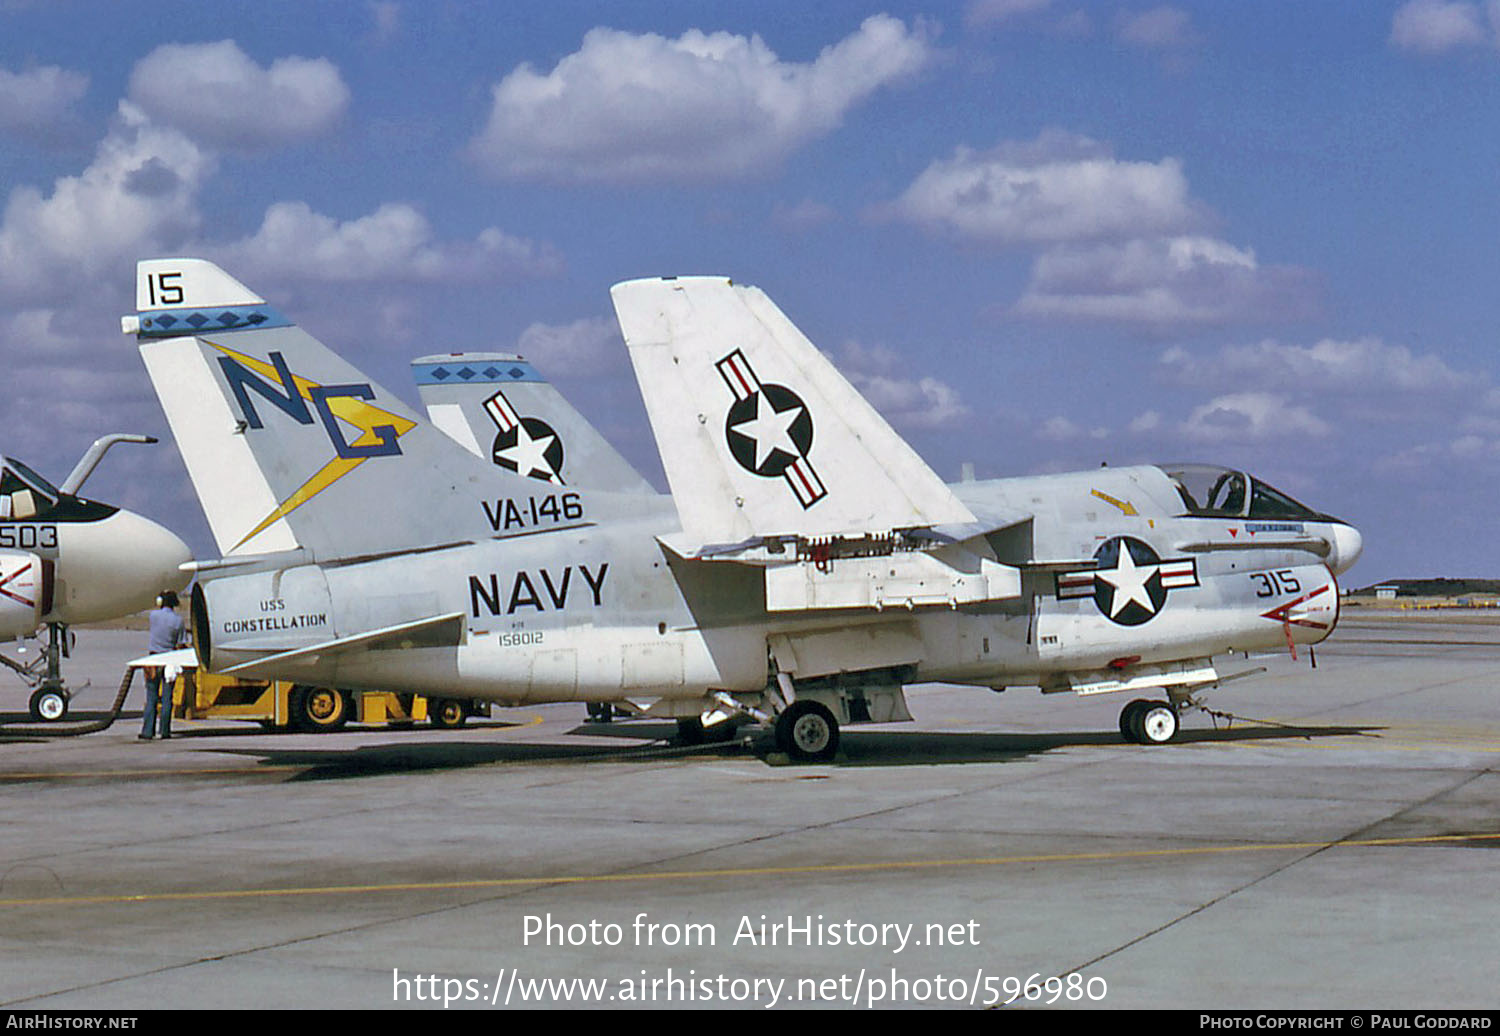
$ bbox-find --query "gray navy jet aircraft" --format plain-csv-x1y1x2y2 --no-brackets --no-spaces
127,260,1361,760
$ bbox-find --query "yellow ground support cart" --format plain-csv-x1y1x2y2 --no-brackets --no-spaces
171,669,489,732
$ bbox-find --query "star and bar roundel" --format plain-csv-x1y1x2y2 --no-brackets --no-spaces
716,349,826,509
1055,536,1199,626
483,389,565,485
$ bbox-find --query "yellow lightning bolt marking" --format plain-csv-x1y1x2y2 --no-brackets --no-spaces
209,342,416,551
1091,488,1138,516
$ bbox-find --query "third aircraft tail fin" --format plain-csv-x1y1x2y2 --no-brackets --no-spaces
610,276,974,548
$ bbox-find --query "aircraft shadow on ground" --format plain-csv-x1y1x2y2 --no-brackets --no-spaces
204,719,1382,781
833,723,1383,767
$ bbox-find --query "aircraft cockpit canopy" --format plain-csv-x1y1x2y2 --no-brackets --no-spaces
1162,464,1335,522
0,457,61,520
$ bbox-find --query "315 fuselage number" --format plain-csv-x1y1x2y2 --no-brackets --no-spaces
1251,570,1301,598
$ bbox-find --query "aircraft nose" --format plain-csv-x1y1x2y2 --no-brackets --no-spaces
50,511,193,623
1326,522,1363,576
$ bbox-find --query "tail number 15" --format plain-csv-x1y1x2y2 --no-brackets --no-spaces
145,271,184,307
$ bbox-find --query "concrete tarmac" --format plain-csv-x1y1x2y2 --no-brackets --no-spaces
0,610,1496,1010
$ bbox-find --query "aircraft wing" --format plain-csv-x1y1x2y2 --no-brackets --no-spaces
216,612,465,677
611,277,975,547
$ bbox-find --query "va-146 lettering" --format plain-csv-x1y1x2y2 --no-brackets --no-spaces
482,492,584,532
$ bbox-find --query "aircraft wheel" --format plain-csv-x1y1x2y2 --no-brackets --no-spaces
775,701,839,763
29,688,68,723
586,702,614,723
429,698,469,729
289,685,351,732
1118,699,1151,743
1134,702,1179,745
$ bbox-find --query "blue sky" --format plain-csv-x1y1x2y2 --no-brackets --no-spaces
1,0,1497,582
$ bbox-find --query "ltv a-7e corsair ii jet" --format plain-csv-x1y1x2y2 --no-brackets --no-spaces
1,436,192,720
127,259,1360,761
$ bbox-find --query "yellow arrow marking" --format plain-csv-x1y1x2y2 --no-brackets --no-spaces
1091,488,1138,516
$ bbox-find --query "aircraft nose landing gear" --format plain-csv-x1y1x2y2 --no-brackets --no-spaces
29,687,68,722
3,624,74,722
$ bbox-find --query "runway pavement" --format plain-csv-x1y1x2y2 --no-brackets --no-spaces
0,609,1496,1010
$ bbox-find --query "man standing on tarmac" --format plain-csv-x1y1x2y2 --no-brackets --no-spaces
139,590,189,740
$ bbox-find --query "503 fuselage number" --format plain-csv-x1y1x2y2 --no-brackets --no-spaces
1251,569,1301,598
0,524,58,550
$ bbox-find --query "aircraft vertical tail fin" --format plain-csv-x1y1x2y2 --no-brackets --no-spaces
128,258,539,559
610,276,973,547
412,353,655,494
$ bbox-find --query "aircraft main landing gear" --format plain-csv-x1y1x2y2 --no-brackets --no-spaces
1119,697,1179,745
775,700,839,763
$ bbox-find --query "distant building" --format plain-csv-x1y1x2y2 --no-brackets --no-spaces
1375,585,1399,601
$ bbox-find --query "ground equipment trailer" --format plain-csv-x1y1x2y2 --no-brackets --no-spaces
166,668,489,732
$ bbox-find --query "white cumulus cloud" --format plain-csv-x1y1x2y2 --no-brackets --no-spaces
881,131,1209,245
1014,235,1318,327
0,63,88,140
219,201,561,283
1180,392,1331,442
1390,0,1495,53
0,102,212,302
837,341,969,428
516,316,624,375
470,15,934,184
1158,337,1472,393
128,40,349,149
1115,6,1202,50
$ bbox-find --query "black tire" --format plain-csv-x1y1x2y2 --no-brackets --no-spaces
289,685,351,732
586,701,614,723
775,701,839,763
1135,702,1179,745
29,688,68,723
1119,698,1151,743
429,697,469,729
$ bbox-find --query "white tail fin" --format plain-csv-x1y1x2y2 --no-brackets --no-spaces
610,276,974,546
412,353,654,494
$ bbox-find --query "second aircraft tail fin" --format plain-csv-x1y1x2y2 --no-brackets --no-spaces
412,353,655,494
